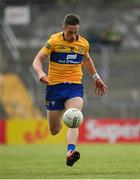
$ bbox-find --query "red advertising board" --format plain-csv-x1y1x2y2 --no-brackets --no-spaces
0,120,6,144
79,119,140,143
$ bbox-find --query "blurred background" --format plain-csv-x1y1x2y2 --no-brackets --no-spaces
0,0,140,144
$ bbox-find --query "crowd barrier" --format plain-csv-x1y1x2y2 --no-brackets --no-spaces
79,118,140,143
0,118,140,144
0,119,67,144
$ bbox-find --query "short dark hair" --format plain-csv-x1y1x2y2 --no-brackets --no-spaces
63,14,80,26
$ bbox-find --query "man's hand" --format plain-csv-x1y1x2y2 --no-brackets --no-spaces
94,79,107,96
40,75,48,84
32,50,49,84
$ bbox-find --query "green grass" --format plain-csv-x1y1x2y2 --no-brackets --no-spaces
0,144,140,179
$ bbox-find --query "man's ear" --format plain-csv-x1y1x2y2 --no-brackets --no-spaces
62,26,64,31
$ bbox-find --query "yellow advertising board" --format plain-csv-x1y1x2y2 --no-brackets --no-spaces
7,119,67,144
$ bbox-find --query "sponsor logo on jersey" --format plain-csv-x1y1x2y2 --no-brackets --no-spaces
55,45,74,52
50,52,83,64
56,45,65,49
66,54,77,60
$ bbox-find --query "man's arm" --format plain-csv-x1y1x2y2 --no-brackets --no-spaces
32,50,48,84
83,52,107,96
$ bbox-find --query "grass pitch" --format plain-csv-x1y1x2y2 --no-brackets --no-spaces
0,144,140,179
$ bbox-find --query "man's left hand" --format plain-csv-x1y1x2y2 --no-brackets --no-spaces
94,79,107,96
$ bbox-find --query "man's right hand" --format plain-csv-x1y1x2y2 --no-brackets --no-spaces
40,75,48,84
32,50,49,84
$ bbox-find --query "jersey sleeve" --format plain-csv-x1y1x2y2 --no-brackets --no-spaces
85,40,90,54
41,36,54,55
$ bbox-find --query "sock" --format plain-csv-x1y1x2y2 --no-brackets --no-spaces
67,144,75,152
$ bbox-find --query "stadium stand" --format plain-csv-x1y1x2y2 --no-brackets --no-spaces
83,50,140,118
0,0,140,118
0,101,7,119
0,73,43,119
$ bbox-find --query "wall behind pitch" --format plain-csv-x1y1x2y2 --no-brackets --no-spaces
1,118,140,144
79,118,140,143
0,120,6,144
6,119,67,144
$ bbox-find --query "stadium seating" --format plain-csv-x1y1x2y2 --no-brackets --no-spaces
0,74,43,119
0,2,140,118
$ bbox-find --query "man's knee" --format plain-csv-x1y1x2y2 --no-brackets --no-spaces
50,126,62,135
50,129,59,135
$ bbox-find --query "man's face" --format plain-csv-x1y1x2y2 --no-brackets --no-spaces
63,24,80,43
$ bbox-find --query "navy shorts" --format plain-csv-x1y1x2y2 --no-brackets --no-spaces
45,83,84,110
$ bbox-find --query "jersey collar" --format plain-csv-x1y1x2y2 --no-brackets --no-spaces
62,32,79,41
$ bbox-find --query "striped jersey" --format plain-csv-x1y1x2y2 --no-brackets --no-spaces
41,32,89,85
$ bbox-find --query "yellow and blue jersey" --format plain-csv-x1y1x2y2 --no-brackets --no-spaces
41,32,89,85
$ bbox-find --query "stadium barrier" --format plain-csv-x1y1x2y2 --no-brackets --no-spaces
0,118,140,144
0,119,67,144
0,120,6,144
79,118,140,143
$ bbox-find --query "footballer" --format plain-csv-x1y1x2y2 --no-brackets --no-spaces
33,14,107,166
